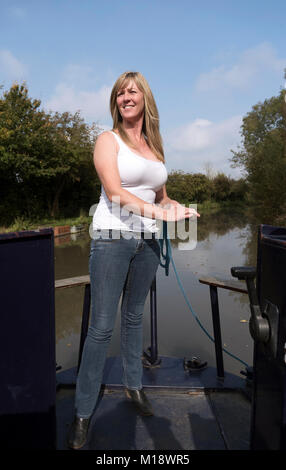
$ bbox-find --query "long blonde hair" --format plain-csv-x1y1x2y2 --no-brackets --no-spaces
110,71,165,162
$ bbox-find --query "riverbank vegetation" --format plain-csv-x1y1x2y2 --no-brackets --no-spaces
230,74,286,225
0,81,285,233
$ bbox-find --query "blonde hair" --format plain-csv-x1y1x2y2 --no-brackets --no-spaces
110,71,165,162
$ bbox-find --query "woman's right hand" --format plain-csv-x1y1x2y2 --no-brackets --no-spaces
163,204,200,222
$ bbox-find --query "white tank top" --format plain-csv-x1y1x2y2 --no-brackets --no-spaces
92,131,168,233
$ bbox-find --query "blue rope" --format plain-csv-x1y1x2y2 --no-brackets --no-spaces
159,222,249,369
158,220,170,275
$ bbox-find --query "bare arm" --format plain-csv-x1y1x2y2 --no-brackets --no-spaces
93,132,198,222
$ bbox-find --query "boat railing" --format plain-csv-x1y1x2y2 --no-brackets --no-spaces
55,274,248,379
198,276,247,378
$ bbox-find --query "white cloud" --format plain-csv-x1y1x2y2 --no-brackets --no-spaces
45,64,113,124
182,42,285,176
165,115,243,177
45,82,112,123
196,42,285,92
0,49,28,81
59,64,99,89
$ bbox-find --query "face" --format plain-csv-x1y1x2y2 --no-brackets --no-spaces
116,80,145,122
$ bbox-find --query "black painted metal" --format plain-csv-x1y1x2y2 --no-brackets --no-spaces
231,266,270,344
143,277,161,367
150,277,159,363
0,229,56,449
209,285,225,379
250,224,286,450
239,225,286,450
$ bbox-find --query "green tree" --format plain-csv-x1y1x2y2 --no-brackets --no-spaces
231,87,286,222
212,173,231,201
166,170,212,203
43,110,99,217
0,83,100,223
166,170,186,201
0,83,47,221
189,173,212,202
228,178,248,202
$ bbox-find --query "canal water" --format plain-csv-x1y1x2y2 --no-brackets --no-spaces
55,208,257,378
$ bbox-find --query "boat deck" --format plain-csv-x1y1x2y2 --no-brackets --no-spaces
56,357,251,451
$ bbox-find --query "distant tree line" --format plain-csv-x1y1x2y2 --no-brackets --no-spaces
166,171,247,205
1,81,285,227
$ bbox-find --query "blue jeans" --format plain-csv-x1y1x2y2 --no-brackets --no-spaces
75,232,160,418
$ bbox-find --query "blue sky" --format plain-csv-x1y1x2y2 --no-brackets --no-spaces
1,0,285,177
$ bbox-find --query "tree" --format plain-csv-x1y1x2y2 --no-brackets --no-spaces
230,87,286,222
192,173,212,202
43,110,99,217
0,83,100,222
0,83,48,220
166,170,186,202
212,173,231,201
166,170,212,203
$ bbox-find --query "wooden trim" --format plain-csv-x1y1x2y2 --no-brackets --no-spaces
55,275,90,289
55,274,248,294
198,276,247,294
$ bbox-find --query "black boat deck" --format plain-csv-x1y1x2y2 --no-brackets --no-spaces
56,356,251,451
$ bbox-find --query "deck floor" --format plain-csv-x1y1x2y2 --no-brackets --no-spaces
56,387,250,451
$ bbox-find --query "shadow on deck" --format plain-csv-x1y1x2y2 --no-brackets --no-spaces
56,357,251,451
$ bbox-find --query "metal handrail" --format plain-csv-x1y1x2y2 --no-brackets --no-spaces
55,273,248,377
199,276,248,378
55,275,160,371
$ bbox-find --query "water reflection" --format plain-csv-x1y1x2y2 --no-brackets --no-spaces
55,209,257,377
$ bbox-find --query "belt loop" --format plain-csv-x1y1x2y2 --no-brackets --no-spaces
108,229,121,239
141,231,155,240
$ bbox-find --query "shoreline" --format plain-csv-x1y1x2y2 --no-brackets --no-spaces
0,200,247,234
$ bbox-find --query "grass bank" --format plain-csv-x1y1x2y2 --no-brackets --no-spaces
0,214,92,234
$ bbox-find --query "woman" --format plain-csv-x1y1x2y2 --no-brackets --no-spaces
68,71,199,449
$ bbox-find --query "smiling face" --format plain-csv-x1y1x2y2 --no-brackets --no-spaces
116,80,145,122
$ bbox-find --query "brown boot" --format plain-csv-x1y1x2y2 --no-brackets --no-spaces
125,388,154,416
67,416,90,450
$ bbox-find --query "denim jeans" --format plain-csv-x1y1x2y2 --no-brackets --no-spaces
75,232,160,418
